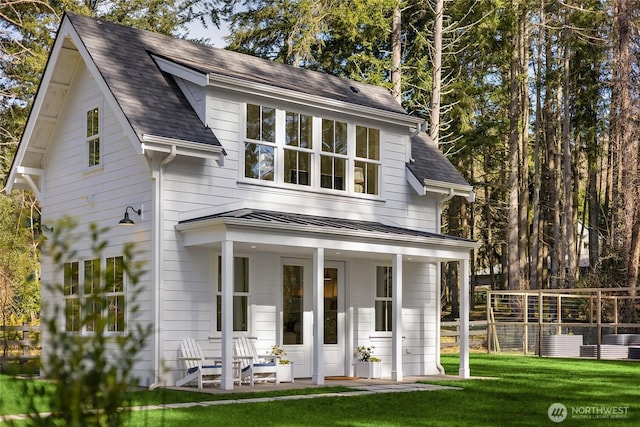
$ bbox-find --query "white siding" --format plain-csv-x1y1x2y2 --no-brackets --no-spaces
39,60,450,384
40,62,154,385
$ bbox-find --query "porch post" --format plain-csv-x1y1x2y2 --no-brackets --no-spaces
221,240,235,390
392,253,403,381
312,247,325,385
459,258,470,378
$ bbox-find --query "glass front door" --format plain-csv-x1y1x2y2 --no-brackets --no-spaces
323,263,345,376
281,259,345,378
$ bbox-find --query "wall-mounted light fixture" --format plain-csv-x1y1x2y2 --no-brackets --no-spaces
119,206,141,225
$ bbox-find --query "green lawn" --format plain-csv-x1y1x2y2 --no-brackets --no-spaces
2,354,639,426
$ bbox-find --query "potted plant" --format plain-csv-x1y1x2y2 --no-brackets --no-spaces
354,345,381,379
271,345,294,383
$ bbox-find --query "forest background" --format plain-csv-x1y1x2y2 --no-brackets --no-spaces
1,0,639,327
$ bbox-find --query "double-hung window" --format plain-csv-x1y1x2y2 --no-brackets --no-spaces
64,262,80,332
375,266,392,332
86,107,100,168
84,259,101,332
63,256,126,334
321,119,347,191
245,104,275,181
105,256,125,332
216,256,249,332
355,126,380,194
284,112,313,186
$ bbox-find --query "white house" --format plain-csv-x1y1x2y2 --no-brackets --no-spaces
6,13,478,389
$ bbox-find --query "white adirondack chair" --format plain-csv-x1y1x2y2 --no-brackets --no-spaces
234,337,279,386
175,338,223,389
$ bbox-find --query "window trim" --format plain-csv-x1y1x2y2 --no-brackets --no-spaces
85,104,102,170
374,264,393,333
240,103,383,198
213,254,251,335
63,255,127,336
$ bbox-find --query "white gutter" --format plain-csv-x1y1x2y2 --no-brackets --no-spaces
141,134,225,164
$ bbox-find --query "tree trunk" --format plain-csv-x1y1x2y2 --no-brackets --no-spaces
562,27,577,286
391,3,402,105
429,0,443,144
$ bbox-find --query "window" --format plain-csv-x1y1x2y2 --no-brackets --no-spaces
64,262,80,332
86,107,100,167
216,257,249,332
355,126,380,194
84,259,101,332
63,256,126,334
375,266,392,332
242,103,381,195
282,264,303,345
321,119,347,191
284,112,313,186
105,256,125,332
245,104,275,181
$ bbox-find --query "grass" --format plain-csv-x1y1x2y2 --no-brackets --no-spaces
2,354,639,426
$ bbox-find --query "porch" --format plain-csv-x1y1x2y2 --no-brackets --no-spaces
173,208,478,390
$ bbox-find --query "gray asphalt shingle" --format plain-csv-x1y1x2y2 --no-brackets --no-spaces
407,133,471,188
67,13,469,188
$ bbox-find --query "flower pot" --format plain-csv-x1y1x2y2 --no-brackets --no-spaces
355,361,381,379
277,363,294,383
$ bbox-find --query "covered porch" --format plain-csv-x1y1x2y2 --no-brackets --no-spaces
175,209,477,390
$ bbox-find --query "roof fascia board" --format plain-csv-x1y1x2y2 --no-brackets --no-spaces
207,73,424,128
406,166,475,201
407,167,426,196
5,20,74,193
175,216,479,250
141,134,224,161
423,179,475,201
152,55,208,87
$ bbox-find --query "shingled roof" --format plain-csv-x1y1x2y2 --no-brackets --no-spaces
407,132,471,189
66,12,409,147
64,13,469,190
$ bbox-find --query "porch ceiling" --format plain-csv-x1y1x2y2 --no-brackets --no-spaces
175,208,478,262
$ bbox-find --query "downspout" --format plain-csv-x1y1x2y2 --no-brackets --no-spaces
149,145,177,390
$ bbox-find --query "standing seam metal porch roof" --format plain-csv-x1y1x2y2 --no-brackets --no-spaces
178,208,477,247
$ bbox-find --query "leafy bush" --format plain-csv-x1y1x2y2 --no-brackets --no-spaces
22,219,151,426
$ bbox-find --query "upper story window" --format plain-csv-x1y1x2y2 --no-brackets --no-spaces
243,103,381,196
355,126,380,194
321,119,347,191
86,107,100,168
245,104,275,181
285,112,313,186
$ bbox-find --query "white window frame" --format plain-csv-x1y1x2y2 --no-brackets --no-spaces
86,104,102,170
374,264,393,333
63,255,127,336
213,254,251,335
240,103,382,198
